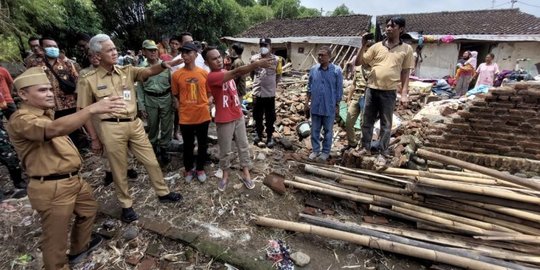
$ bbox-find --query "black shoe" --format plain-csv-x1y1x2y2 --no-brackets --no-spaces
127,169,138,179
103,172,113,187
253,134,262,145
158,192,183,203
266,138,275,149
121,207,139,223
10,189,27,199
68,234,103,264
160,148,171,166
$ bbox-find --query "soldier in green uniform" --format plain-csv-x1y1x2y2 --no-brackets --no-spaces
136,40,174,165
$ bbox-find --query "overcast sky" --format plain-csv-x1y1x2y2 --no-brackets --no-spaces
300,0,540,17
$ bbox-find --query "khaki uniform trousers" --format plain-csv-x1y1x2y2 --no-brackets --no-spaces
99,118,169,208
27,176,97,270
345,95,362,147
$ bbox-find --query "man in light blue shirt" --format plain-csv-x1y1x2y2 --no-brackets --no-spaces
305,46,343,161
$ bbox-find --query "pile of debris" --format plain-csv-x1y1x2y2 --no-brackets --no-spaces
260,148,540,270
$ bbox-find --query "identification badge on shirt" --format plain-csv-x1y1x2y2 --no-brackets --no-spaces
123,89,132,101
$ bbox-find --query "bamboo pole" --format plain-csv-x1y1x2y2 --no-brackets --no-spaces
284,180,373,204
424,202,540,235
456,199,540,223
340,179,411,194
412,185,540,212
475,236,540,244
306,164,409,187
357,215,540,259
427,168,497,179
391,206,498,236
384,167,524,188
416,148,540,191
369,205,480,235
416,177,540,205
254,216,511,270
356,187,423,205
392,201,518,233
293,176,362,195
299,214,534,270
333,165,411,185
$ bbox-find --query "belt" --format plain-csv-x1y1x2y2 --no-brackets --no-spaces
145,91,170,97
31,170,79,181
102,118,135,122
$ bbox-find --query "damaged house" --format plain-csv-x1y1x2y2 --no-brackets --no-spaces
376,9,540,79
222,14,372,70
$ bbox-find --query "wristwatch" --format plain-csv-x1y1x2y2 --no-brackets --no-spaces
160,61,167,69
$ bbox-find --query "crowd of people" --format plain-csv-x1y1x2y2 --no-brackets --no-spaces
0,29,286,269
0,14,446,269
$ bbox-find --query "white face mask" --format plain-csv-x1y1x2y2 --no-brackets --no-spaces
260,47,270,55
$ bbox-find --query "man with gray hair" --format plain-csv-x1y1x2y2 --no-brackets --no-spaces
305,46,343,162
77,34,183,223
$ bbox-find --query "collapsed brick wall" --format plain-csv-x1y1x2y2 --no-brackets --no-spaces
422,82,540,163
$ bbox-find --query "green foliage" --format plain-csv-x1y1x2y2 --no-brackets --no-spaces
0,35,23,62
330,4,353,16
244,4,274,25
235,0,255,6
257,0,272,5
271,0,300,19
298,6,321,18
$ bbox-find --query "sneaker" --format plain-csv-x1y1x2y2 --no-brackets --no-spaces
318,153,330,161
217,178,227,192
266,138,275,149
196,170,207,183
308,152,319,160
103,171,113,187
121,207,138,223
158,192,183,203
184,169,195,182
127,169,138,179
68,234,103,264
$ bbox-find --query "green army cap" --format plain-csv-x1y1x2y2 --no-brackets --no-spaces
142,40,158,50
13,67,51,91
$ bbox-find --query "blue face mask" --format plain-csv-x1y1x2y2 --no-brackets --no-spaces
44,47,60,58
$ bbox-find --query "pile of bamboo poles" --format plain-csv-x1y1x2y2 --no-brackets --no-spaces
256,149,540,269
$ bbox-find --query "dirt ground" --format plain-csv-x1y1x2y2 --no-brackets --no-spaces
0,131,449,270
0,86,456,270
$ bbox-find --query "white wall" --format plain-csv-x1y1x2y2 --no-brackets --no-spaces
490,42,540,75
415,43,459,79
239,43,323,71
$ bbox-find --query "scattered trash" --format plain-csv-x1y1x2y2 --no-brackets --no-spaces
266,240,294,270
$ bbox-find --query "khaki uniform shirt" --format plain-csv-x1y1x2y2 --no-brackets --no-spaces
352,65,371,100
6,104,82,177
135,60,171,110
27,57,79,111
77,65,145,120
362,41,414,91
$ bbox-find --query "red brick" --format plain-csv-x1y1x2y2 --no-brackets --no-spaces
363,215,389,224
513,83,529,90
487,102,516,109
490,87,516,95
303,207,318,215
497,95,511,101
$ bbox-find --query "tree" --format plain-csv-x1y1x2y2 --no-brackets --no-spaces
235,0,255,6
271,0,300,19
245,4,273,25
298,6,321,18
330,4,353,16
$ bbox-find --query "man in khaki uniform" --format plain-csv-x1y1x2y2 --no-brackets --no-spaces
136,40,174,165
7,67,127,270
77,34,182,223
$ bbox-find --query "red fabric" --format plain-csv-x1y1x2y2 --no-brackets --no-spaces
207,70,243,123
160,54,173,61
0,67,14,103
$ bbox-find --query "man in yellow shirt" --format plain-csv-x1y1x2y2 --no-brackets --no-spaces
355,17,414,166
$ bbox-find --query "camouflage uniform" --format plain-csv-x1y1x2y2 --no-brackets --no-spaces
0,120,25,190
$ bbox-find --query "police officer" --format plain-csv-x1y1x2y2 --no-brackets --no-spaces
136,40,174,165
7,67,127,270
77,34,182,223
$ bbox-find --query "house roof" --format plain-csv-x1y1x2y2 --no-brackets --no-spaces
237,14,372,38
376,9,540,35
